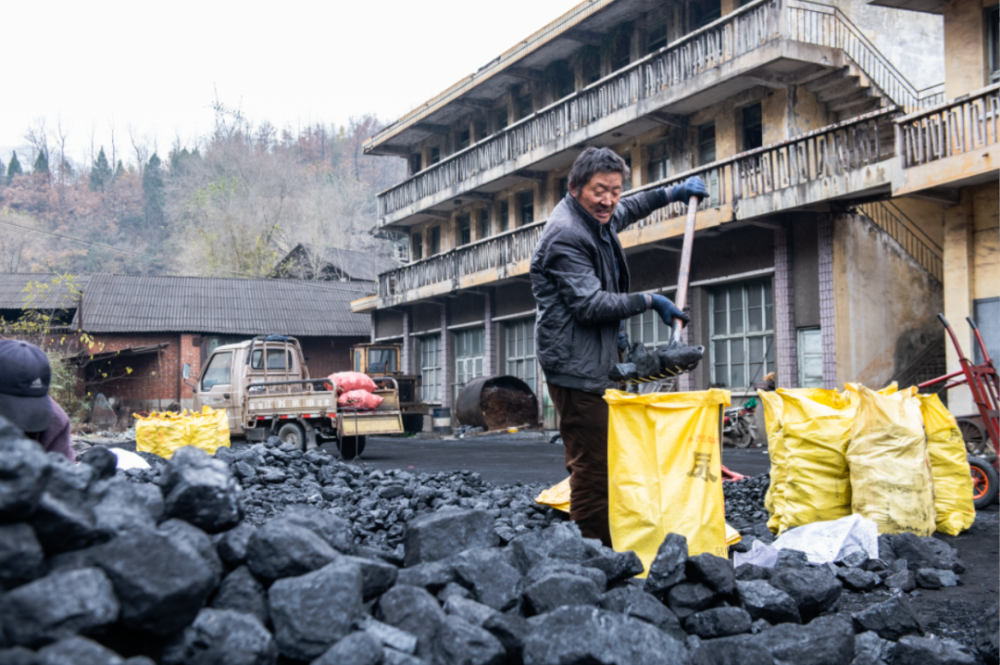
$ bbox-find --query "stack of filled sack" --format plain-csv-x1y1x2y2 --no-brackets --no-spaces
327,372,384,411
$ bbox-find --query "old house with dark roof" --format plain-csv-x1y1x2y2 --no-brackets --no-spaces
273,244,400,283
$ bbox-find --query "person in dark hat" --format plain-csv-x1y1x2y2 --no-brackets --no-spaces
0,340,75,461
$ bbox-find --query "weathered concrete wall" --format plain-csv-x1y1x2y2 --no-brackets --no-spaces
376,310,404,339
450,292,486,326
832,212,944,388
971,182,1000,301
412,302,442,334
792,219,821,328
495,281,536,318
943,0,990,98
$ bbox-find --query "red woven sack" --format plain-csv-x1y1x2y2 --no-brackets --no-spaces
338,390,383,410
328,371,377,395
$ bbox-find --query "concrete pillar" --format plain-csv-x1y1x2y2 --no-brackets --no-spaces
943,191,975,414
401,307,412,375
774,223,798,388
370,311,377,344
440,301,452,410
483,289,496,376
817,214,837,390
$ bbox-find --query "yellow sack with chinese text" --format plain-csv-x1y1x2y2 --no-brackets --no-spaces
778,388,857,532
919,393,975,535
535,478,571,513
605,388,730,575
847,385,936,535
759,390,785,533
134,411,189,460
187,406,231,456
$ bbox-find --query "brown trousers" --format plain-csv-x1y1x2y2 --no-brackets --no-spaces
548,383,612,547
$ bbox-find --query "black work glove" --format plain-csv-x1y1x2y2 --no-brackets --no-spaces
663,176,708,204
650,294,690,327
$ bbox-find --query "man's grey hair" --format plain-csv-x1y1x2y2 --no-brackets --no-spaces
568,147,631,194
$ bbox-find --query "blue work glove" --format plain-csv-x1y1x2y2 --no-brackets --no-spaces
649,294,690,327
618,331,629,351
666,176,708,204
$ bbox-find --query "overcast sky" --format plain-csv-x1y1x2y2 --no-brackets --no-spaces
3,0,580,168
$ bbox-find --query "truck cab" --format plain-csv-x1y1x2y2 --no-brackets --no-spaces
351,343,427,431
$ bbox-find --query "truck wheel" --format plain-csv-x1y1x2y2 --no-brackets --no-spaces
276,422,306,450
403,414,424,434
339,436,366,460
969,456,999,509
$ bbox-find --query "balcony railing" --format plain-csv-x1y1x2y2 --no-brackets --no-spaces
376,0,944,224
895,84,1000,168
378,110,906,301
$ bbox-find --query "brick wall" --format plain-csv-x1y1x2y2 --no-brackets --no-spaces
299,336,366,378
817,214,837,389
774,223,798,388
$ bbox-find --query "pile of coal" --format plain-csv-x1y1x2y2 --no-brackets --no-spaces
722,475,770,530
610,341,704,382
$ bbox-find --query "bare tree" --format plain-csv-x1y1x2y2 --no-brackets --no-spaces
54,117,71,185
23,117,49,164
128,125,149,177
0,210,44,272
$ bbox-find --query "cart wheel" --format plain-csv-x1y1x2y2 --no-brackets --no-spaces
338,436,367,460
969,456,999,509
276,422,306,450
959,419,989,456
733,419,755,448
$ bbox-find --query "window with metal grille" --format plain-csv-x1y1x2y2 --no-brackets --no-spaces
412,233,423,261
457,214,471,246
417,335,441,402
742,104,763,151
710,280,775,390
478,208,490,239
430,146,440,165
647,21,668,53
500,201,509,232
797,327,823,388
497,108,509,131
518,93,533,119
506,319,537,393
430,226,441,255
580,46,601,85
692,0,721,29
519,191,534,225
410,153,422,173
454,329,485,400
458,129,471,151
626,302,677,348
647,141,669,184
475,119,488,142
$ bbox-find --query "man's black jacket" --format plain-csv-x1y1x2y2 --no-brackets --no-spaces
530,190,669,394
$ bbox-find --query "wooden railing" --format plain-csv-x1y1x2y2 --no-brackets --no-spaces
856,201,943,282
375,0,943,222
895,84,1000,168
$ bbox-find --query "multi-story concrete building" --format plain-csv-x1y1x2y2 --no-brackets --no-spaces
352,0,997,427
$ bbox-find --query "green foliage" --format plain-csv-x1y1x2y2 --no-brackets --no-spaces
143,153,165,227
114,160,125,178
33,151,50,179
0,158,6,183
89,147,112,191
7,152,23,184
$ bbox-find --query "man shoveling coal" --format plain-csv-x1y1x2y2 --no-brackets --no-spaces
529,147,706,546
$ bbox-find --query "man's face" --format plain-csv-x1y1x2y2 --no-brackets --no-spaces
574,171,623,224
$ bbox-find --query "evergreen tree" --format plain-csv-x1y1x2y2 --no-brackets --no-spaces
89,147,112,191
33,150,50,180
142,153,165,226
0,159,5,186
114,160,125,178
7,152,23,184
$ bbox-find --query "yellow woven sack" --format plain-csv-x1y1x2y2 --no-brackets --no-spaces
535,478,571,513
847,385,936,535
134,411,189,460
605,388,730,575
188,406,231,456
919,393,975,535
778,388,857,532
758,391,785,533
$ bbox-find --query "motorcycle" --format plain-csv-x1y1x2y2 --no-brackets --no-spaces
723,397,758,448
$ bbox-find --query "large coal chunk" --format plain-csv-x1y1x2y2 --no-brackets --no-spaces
30,456,103,553
81,447,118,481
397,560,456,593
851,595,923,641
313,632,385,665
0,423,51,521
892,635,976,665
2,567,119,647
836,567,879,592
522,605,689,665
736,580,801,625
404,507,495,567
768,567,842,622
750,614,855,665
211,565,268,627
686,553,736,596
609,363,638,381
36,635,126,665
358,616,418,655
889,533,949,571
644,533,688,597
0,523,45,590
523,573,600,616
377,585,448,661
91,477,159,536
245,514,339,583
280,504,355,555
453,548,522,611
0,647,38,665
162,608,277,665
626,342,660,378
92,525,220,635
684,607,752,639
655,341,704,375
159,519,224,583
524,560,606,593
445,596,498,627
213,522,255,567
915,568,959,589
483,613,530,664
438,615,506,665
341,554,399,601
159,446,244,533
268,559,363,661
583,550,644,585
510,523,580,574
600,586,685,641
691,638,774,665
666,582,717,620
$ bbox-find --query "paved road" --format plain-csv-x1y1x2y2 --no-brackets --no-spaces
323,434,771,486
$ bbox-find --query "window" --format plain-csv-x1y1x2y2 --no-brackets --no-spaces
546,59,574,100
410,153,422,173
692,0,721,29
518,92,533,119
475,119,488,142
417,336,441,402
454,329,485,400
580,46,601,85
368,348,399,374
497,108,509,131
698,122,717,164
647,141,669,184
742,104,763,151
626,305,676,348
506,319,537,393
710,280,774,390
974,298,999,364
430,226,441,255
559,176,569,199
412,233,423,261
608,26,631,71
478,208,490,239
797,328,823,388
458,128,471,151
251,349,292,370
430,146,440,165
500,200,509,232
201,351,233,391
519,191,534,225
991,6,1000,82
622,154,632,191
647,21,668,53
457,214,471,246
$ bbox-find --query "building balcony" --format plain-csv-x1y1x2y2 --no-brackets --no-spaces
891,83,1000,198
353,107,947,312
373,0,944,230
